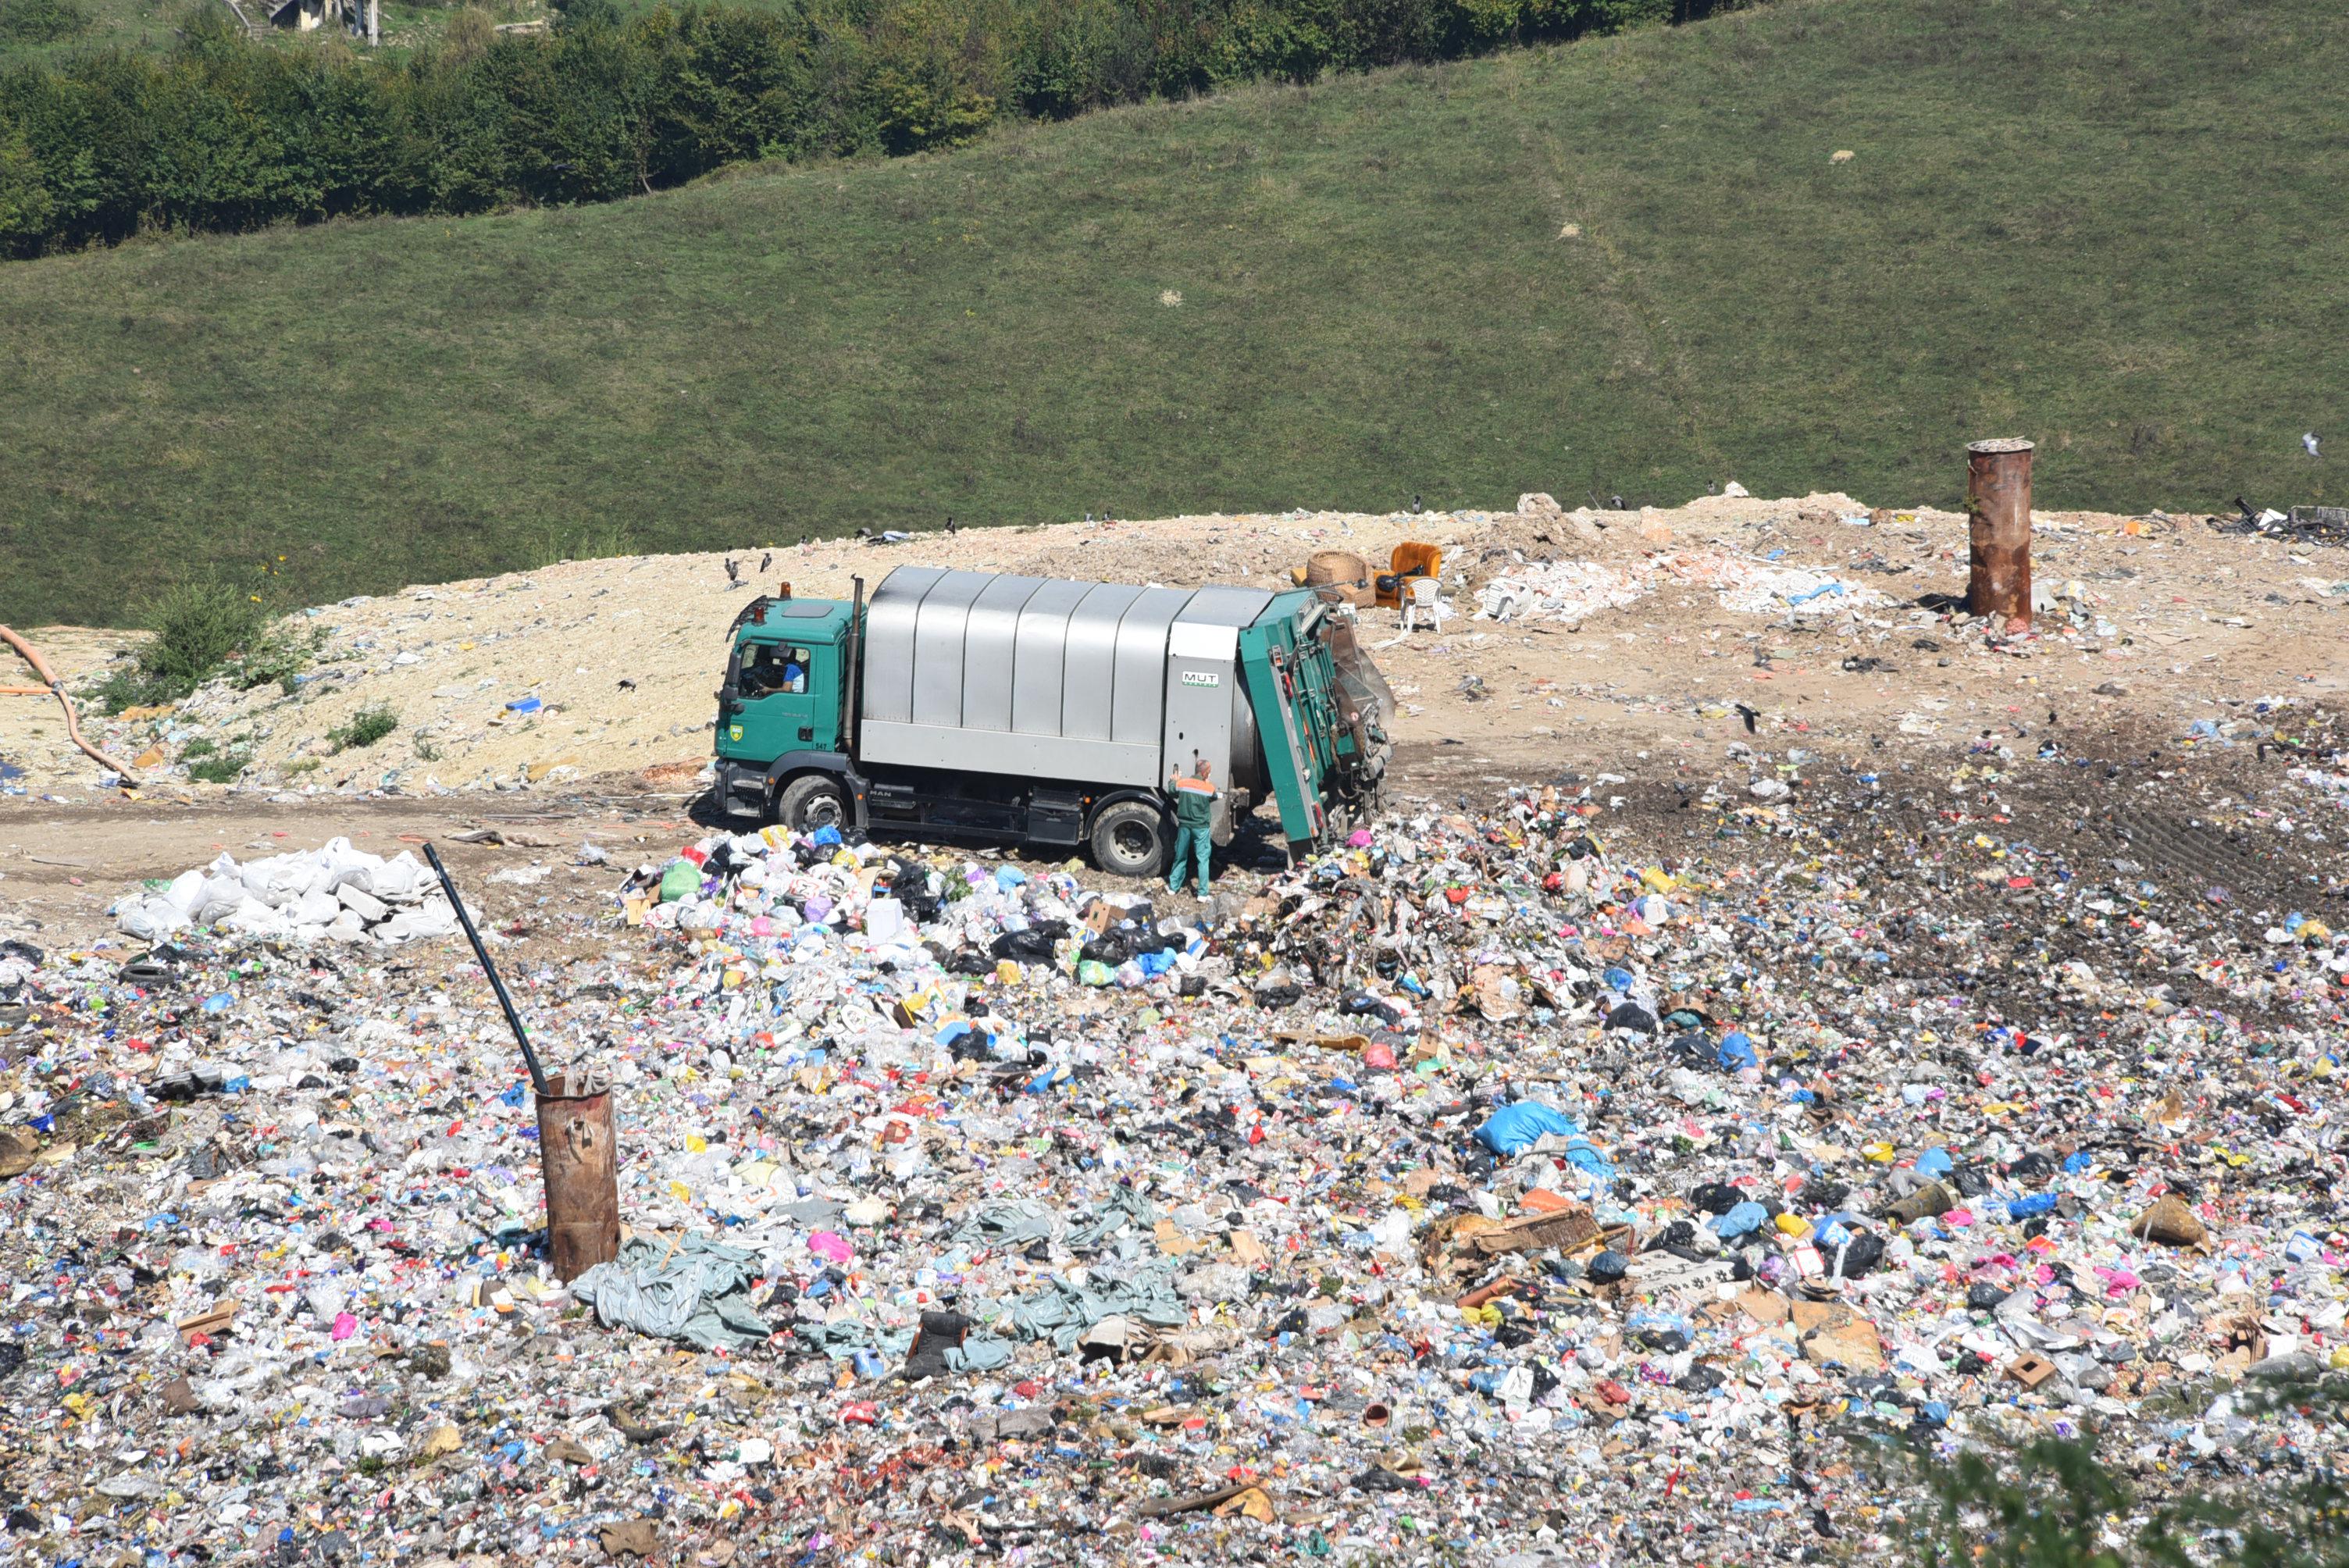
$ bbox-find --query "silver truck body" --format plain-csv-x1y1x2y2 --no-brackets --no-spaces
857,567,1273,792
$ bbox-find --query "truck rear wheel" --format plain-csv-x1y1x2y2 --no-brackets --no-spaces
772,773,849,835
1089,800,1169,879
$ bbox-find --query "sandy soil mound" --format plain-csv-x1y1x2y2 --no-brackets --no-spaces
5,490,2344,805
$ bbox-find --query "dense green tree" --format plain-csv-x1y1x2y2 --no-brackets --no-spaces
0,0,1743,256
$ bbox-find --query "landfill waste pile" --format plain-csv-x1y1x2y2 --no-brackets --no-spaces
109,838,460,946
1476,549,1891,623
3,762,2349,1566
2209,503,2349,548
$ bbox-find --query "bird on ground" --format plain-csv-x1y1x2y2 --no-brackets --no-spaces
1735,703,1760,735
1609,494,1625,511
2305,432,2323,459
724,558,740,585
1084,511,1096,524
759,551,772,573
946,515,959,535
618,678,636,692
798,534,811,551
1409,494,1424,515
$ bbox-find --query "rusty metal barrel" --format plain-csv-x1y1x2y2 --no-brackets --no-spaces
1965,438,2035,629
536,1071,621,1281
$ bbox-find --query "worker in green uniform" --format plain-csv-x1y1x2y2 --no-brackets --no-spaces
1166,757,1217,898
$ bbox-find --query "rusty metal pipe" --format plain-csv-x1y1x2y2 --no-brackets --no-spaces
1966,438,2035,630
536,1071,622,1281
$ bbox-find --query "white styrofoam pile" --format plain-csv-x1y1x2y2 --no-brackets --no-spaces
1475,561,1647,622
114,838,459,945
1476,551,1890,623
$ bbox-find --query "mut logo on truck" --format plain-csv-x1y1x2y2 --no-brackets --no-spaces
1179,671,1221,687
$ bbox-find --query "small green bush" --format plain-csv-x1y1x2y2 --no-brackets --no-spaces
330,704,399,749
180,736,216,759
187,750,247,784
231,630,315,697
134,581,265,702
87,665,159,715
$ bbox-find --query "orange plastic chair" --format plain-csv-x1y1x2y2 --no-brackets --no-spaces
1374,543,1442,610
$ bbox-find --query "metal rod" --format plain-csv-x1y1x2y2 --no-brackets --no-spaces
1966,437,2035,630
423,842,547,1093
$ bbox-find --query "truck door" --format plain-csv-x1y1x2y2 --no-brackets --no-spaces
721,637,836,761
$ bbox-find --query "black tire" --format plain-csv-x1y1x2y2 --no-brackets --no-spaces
772,772,850,835
1089,799,1169,878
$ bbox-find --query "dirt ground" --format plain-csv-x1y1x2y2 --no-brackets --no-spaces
3,489,2345,943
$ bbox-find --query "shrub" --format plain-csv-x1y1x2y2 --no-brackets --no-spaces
230,629,315,696
330,703,399,749
142,580,264,693
187,750,248,783
91,581,266,709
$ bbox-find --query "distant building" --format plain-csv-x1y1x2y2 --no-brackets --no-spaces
266,0,344,30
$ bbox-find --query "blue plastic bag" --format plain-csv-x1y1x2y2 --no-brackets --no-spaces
1716,1032,1758,1071
1473,1100,1579,1156
1713,1201,1768,1239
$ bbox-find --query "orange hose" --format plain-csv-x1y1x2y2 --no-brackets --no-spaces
0,624,142,782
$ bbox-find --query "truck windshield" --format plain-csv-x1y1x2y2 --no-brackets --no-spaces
734,643,811,697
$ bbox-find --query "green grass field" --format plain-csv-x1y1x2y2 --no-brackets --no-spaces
4,0,2344,628
0,0,180,62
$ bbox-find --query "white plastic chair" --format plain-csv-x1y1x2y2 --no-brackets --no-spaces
1402,576,1446,633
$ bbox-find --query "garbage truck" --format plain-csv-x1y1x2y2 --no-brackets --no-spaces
710,566,1394,877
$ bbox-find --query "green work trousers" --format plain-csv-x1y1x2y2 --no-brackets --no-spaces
1167,827,1212,896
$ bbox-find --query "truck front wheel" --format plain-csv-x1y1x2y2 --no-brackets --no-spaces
772,773,850,835
1089,800,1170,879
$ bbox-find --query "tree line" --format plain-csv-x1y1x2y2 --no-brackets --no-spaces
0,0,1734,258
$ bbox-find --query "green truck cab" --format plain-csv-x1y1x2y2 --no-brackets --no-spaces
712,567,1391,877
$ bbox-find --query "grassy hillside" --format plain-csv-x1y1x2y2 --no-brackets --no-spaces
5,0,2344,628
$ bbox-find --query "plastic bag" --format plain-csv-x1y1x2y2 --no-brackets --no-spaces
1472,1100,1578,1156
